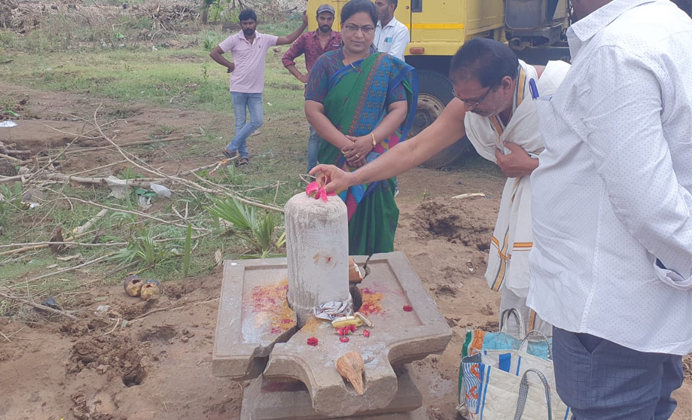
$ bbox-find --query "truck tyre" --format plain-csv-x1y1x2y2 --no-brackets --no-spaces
410,69,473,169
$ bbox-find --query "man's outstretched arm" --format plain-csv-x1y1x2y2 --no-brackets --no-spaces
311,97,467,192
277,12,309,45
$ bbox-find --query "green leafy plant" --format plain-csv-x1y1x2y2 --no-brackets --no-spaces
0,183,18,227
109,231,176,268
202,33,217,51
118,167,144,180
207,196,285,258
183,223,193,277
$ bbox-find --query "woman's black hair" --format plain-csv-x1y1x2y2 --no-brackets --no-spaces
449,38,519,88
340,0,378,26
238,8,257,22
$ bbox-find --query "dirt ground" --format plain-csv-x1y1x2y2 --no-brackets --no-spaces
0,85,692,420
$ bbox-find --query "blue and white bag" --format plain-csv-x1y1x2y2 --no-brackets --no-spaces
459,358,571,420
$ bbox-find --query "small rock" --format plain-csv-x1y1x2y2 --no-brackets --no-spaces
0,159,18,177
40,297,61,310
95,305,110,315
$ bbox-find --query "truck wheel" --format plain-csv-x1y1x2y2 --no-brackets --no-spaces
410,69,473,169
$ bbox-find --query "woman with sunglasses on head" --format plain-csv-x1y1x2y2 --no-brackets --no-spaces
304,0,418,256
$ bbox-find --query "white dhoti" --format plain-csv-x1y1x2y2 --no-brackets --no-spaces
464,60,570,336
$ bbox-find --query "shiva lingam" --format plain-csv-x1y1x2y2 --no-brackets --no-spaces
212,188,451,420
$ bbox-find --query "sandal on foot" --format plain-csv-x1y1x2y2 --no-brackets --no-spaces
221,147,237,159
236,157,249,167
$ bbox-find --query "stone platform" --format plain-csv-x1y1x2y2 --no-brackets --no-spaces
241,365,428,420
213,252,451,418
213,259,297,380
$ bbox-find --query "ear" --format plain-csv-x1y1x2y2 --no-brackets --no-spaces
500,75,514,90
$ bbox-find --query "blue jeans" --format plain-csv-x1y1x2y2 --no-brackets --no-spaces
307,124,322,173
226,92,263,159
552,327,684,420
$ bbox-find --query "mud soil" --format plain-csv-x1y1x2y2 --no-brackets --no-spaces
0,84,691,420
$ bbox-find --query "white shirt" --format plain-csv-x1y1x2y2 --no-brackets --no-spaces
527,0,692,355
373,17,410,61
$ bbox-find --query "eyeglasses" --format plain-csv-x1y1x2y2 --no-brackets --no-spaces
343,24,375,34
452,86,492,110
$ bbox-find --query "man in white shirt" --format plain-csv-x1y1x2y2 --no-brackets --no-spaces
527,0,691,418
373,0,410,61
309,38,570,337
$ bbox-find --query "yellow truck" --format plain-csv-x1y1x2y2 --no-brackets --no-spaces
307,0,570,167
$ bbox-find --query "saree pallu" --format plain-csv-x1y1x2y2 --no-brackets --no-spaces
318,52,417,255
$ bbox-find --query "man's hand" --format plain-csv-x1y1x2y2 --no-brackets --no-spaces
227,64,235,73
495,141,539,177
310,164,353,193
302,11,308,26
298,74,309,84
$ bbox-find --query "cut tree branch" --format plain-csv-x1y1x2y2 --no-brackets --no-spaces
0,290,79,320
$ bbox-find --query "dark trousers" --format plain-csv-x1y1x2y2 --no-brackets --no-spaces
552,327,684,420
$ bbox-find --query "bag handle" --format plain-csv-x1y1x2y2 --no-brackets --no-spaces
513,369,553,420
518,330,553,360
499,308,525,340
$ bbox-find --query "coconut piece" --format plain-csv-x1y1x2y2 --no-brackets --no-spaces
336,351,365,395
348,257,364,284
123,275,143,297
140,279,162,300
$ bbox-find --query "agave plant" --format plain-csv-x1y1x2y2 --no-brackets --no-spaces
207,196,285,258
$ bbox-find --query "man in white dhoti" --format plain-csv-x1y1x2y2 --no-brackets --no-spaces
311,38,569,336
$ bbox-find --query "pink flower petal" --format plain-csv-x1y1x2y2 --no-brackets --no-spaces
306,181,319,197
306,180,336,201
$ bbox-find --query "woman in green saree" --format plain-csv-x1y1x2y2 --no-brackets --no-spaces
305,0,417,255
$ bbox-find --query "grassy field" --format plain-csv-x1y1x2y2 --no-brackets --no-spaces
0,21,304,114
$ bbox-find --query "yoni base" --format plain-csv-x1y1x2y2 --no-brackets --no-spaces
240,365,428,420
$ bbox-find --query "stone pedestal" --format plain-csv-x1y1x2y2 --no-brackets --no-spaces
213,252,451,417
241,365,428,420
284,193,349,326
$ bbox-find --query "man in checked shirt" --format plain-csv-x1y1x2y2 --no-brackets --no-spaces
282,4,342,172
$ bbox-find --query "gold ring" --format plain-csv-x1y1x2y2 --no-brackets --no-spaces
355,154,361,158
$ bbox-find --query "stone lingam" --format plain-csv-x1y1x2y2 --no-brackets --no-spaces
212,192,451,420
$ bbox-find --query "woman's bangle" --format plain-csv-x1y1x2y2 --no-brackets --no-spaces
370,132,377,147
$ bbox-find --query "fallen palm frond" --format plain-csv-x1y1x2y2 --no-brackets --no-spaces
207,196,285,258
108,231,177,269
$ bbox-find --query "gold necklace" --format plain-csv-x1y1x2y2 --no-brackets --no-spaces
344,47,370,69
